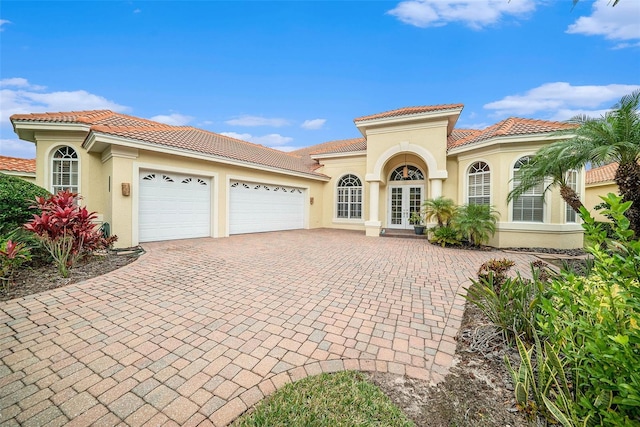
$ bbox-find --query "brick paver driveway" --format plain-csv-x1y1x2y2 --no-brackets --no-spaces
1,229,537,426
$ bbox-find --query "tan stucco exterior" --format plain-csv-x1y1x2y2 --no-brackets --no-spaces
13,107,587,250
585,181,619,222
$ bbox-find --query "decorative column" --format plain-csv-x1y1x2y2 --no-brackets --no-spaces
430,178,443,199
364,180,381,237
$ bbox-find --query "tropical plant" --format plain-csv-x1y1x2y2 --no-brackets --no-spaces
0,173,50,235
422,196,456,227
558,90,640,235
535,194,640,425
506,144,587,215
429,225,461,247
465,261,548,343
409,211,423,225
24,190,116,277
454,204,499,246
0,239,31,291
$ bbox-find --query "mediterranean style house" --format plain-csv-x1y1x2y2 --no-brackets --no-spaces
10,104,594,249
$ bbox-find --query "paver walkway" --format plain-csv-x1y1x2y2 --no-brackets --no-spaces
0,229,537,426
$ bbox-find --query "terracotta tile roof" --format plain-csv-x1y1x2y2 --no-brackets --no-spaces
11,111,327,179
448,117,576,150
447,129,482,149
10,110,164,128
291,138,366,157
354,104,464,123
0,155,36,173
586,162,617,185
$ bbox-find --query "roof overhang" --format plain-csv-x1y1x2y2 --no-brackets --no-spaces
84,131,331,182
355,106,463,137
310,150,367,160
11,121,91,143
447,133,573,156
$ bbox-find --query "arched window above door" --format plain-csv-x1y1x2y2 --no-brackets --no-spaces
390,165,424,181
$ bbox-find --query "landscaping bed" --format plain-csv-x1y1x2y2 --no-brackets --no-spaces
0,249,141,302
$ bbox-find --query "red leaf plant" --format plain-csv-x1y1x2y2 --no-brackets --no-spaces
25,190,117,277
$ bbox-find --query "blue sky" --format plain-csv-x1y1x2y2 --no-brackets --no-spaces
1,0,639,158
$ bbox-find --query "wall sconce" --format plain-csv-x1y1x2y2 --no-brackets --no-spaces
121,183,131,197
310,197,314,205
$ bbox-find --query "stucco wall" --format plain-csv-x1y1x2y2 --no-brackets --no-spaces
117,148,325,247
314,155,367,230
585,181,618,222
33,130,106,217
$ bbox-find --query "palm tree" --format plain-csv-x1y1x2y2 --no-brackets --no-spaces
559,90,640,234
455,204,499,247
507,142,589,214
509,90,640,235
422,197,456,227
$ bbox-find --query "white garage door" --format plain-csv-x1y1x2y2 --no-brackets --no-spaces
139,171,211,242
229,181,305,234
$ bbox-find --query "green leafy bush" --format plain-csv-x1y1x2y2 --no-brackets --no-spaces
0,239,31,292
536,194,640,426
429,225,461,247
465,261,549,343
454,204,499,246
0,173,50,235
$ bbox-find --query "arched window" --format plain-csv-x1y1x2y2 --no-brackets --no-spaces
512,156,543,222
390,165,424,181
565,170,578,223
337,174,362,219
52,146,79,194
468,162,490,205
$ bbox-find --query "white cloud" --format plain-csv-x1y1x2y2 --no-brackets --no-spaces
133,8,141,14
0,78,45,90
149,113,193,126
387,0,536,30
567,0,640,46
225,115,290,127
0,138,36,158
0,19,11,31
484,82,640,118
220,131,294,149
301,119,326,130
0,78,130,125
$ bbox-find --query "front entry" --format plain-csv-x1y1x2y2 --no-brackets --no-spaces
388,185,423,229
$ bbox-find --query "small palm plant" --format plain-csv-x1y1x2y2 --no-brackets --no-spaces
455,204,499,246
422,197,456,227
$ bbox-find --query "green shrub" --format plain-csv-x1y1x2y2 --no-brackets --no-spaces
429,225,461,247
454,204,499,246
477,258,515,294
0,239,31,292
536,194,640,426
0,173,50,235
465,261,549,343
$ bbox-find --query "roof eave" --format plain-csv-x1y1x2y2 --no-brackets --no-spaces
310,150,367,160
354,107,463,136
11,120,91,142
84,132,330,182
447,132,573,155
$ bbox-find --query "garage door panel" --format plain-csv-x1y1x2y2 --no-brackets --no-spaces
229,181,304,234
139,171,211,242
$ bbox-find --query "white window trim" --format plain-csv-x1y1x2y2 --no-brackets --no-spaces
47,144,81,195
334,173,365,223
508,155,551,223
465,160,492,206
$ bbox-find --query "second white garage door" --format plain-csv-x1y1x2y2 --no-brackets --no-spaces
229,181,305,234
139,171,211,242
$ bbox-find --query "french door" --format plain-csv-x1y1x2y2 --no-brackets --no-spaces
388,185,424,229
